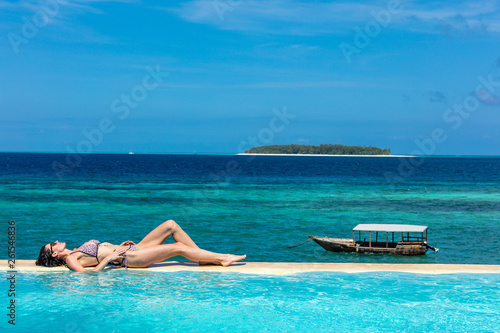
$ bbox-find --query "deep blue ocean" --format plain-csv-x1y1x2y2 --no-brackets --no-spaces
1,153,499,264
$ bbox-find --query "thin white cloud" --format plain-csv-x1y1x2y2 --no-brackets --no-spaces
1,0,138,19
401,0,500,34
164,0,381,35
164,0,500,35
1,0,137,45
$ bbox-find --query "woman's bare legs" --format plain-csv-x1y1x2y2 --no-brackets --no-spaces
136,220,199,249
126,242,246,268
135,220,221,265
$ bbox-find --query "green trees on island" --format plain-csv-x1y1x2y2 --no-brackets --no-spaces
244,144,391,155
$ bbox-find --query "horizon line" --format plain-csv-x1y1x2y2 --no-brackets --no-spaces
0,151,499,158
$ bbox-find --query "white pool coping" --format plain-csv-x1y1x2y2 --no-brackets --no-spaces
2,261,499,275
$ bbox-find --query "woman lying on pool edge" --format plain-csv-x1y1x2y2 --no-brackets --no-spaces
35,220,246,272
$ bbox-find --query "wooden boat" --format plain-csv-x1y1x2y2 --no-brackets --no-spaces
309,224,439,255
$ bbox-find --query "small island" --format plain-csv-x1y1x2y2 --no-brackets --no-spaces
243,144,391,155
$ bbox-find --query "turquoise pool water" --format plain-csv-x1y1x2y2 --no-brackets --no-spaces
8,271,500,332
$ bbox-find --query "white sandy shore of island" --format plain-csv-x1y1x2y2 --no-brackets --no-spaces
237,153,414,157
2,261,499,275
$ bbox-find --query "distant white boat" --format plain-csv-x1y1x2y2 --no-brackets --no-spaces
128,152,134,155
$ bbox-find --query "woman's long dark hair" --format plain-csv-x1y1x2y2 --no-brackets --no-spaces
35,245,66,267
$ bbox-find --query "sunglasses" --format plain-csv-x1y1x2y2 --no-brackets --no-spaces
49,242,56,254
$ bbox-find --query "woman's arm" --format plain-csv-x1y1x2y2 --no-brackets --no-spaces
65,255,90,272
66,249,127,273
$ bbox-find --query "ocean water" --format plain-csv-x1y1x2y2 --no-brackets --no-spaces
2,153,500,332
1,153,499,264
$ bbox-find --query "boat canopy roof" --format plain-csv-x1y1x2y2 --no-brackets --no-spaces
353,224,428,233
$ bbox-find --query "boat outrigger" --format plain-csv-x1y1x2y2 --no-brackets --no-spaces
309,224,439,255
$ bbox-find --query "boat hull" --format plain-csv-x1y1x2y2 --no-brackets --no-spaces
309,236,428,255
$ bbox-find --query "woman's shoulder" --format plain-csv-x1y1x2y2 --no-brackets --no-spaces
67,250,84,260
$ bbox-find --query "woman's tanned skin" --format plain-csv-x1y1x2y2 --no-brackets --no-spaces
38,220,246,272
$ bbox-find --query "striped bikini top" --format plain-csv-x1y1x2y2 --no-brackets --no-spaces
74,239,101,263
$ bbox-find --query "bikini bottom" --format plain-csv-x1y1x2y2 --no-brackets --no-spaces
110,244,140,270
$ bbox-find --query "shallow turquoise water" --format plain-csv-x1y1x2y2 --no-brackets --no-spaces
7,271,500,332
1,154,499,264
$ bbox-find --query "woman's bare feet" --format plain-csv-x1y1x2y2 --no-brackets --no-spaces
220,254,246,267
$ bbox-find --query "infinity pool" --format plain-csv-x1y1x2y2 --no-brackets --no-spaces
11,271,500,332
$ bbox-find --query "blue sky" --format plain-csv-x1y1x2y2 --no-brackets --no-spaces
1,0,500,154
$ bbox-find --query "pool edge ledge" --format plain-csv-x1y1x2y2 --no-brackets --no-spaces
1,261,500,275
